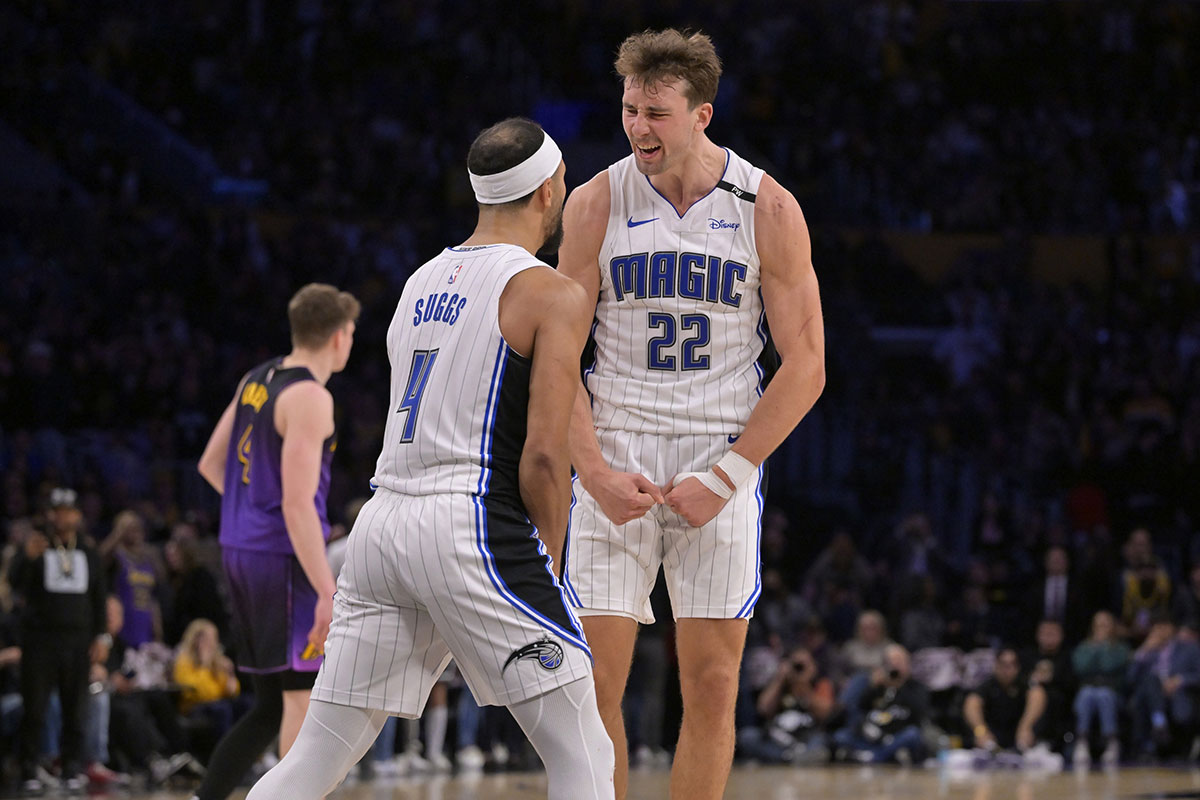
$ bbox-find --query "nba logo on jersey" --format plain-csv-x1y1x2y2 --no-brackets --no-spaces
448,264,464,284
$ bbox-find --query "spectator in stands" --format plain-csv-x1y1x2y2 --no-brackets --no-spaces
756,568,816,654
841,610,893,677
1070,611,1129,767
173,618,240,739
831,644,928,764
963,647,1047,753
744,646,835,764
1020,619,1075,754
800,616,841,688
1027,546,1086,646
162,522,226,646
837,610,895,730
945,583,995,651
1172,562,1200,630
804,529,873,617
0,600,21,748
100,509,165,647
7,488,106,795
1128,616,1200,761
883,513,952,604
101,595,194,783
1121,557,1173,643
897,575,945,652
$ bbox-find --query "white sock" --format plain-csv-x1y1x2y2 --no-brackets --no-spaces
426,705,448,760
508,678,614,800
403,717,421,754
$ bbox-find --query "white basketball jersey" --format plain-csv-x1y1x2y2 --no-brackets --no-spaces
373,244,542,502
588,148,766,434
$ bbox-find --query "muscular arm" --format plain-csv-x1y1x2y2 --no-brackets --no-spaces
558,172,663,523
731,175,825,468
276,383,339,604
559,173,609,481
501,268,592,573
197,393,239,494
664,175,825,526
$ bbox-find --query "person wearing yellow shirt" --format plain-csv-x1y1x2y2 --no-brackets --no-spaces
175,619,240,738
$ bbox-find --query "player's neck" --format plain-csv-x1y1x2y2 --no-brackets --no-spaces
646,136,725,211
461,213,543,257
281,350,332,385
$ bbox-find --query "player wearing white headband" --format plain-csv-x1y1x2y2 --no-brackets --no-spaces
246,118,615,800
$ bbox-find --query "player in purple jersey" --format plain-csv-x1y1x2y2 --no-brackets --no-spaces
194,283,360,800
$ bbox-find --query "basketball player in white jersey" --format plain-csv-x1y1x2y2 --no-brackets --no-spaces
246,118,614,800
559,30,826,800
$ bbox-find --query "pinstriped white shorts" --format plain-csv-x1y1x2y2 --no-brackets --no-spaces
563,430,763,625
311,489,592,715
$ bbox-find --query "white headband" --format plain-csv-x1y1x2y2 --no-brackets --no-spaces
469,131,562,204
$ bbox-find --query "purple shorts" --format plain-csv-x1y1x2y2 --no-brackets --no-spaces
223,547,322,674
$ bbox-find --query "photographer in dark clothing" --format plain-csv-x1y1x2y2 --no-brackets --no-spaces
832,644,929,764
7,488,107,794
741,647,836,764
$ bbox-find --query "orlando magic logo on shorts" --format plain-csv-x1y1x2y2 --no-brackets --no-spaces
503,638,565,672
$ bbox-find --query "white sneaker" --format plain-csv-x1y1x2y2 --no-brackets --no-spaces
1072,744,1090,769
404,750,431,773
632,745,654,768
374,757,399,777
429,752,452,773
1101,740,1119,767
491,743,510,767
456,745,485,771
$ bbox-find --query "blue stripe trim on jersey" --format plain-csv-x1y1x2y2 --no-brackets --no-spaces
475,340,508,496
753,292,768,398
735,464,765,618
473,342,592,659
643,148,731,220
561,479,584,608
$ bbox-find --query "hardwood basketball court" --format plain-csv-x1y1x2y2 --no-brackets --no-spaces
115,764,1200,800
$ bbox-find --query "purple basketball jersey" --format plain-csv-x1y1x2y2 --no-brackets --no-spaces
114,550,157,647
218,359,335,554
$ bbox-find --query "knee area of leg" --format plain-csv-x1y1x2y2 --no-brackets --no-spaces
680,666,740,707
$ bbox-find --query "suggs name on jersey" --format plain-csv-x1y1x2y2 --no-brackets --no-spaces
609,251,748,308
413,292,468,327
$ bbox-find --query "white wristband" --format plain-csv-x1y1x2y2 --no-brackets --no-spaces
674,470,733,500
715,450,756,489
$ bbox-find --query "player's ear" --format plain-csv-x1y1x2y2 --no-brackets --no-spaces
694,102,713,131
537,177,554,209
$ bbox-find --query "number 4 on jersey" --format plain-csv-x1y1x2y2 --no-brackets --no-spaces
397,349,439,443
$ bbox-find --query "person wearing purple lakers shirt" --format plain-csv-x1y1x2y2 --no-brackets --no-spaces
194,283,360,800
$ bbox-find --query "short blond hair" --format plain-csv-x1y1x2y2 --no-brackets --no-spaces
287,283,360,350
615,29,722,108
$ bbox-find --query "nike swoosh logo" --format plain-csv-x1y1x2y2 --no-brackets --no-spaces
728,434,739,444
627,217,659,228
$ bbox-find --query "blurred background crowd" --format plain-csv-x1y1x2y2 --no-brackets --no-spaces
1,0,1199,790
